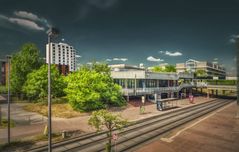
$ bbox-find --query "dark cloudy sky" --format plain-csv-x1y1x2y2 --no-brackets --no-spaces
0,0,238,75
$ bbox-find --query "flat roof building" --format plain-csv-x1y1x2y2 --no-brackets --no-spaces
110,64,194,100
176,59,226,78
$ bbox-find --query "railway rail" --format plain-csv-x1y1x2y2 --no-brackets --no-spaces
26,99,233,152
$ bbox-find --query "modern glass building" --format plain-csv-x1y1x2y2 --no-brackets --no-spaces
110,64,194,101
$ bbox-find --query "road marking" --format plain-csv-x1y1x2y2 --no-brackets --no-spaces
161,101,235,143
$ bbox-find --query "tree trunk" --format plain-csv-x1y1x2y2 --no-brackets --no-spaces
105,133,112,152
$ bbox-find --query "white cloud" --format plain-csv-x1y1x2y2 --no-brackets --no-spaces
106,59,112,62
75,55,81,58
0,14,45,31
106,57,128,62
0,14,8,20
14,11,50,27
229,34,239,43
14,11,40,21
234,56,237,62
165,51,182,56
9,18,44,31
159,50,183,56
147,56,164,62
229,38,236,43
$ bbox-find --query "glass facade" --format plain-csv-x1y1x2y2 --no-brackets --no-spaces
114,79,178,88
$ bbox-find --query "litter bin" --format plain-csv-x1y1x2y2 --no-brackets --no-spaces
189,95,194,104
157,100,163,111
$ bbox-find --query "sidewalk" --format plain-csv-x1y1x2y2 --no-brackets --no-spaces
136,101,239,152
0,97,214,143
52,97,214,133
113,97,214,121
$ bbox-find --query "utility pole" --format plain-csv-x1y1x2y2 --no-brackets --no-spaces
6,55,11,144
46,27,59,152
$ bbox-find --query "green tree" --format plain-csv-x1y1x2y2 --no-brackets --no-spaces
152,66,164,72
11,43,43,97
164,65,176,72
88,110,128,152
64,63,125,111
23,65,66,101
152,65,176,72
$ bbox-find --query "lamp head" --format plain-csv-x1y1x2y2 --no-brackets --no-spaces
47,27,60,37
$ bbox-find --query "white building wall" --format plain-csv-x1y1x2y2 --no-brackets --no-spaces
111,70,193,80
46,42,76,71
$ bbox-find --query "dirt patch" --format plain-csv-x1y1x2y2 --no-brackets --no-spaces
23,103,88,118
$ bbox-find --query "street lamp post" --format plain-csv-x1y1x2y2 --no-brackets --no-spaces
6,55,11,144
46,27,59,152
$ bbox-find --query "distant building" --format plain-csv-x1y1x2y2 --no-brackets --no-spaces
0,59,8,86
46,42,76,74
176,59,226,78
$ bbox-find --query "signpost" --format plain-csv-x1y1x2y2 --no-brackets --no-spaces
112,133,118,152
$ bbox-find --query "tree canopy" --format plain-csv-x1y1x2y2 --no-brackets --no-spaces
152,65,176,73
10,43,43,96
152,66,164,72
64,63,126,111
23,64,66,101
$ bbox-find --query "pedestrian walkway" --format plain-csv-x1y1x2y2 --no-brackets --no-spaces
0,103,47,125
0,94,6,102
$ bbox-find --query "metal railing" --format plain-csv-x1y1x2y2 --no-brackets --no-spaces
121,82,237,96
122,83,194,96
